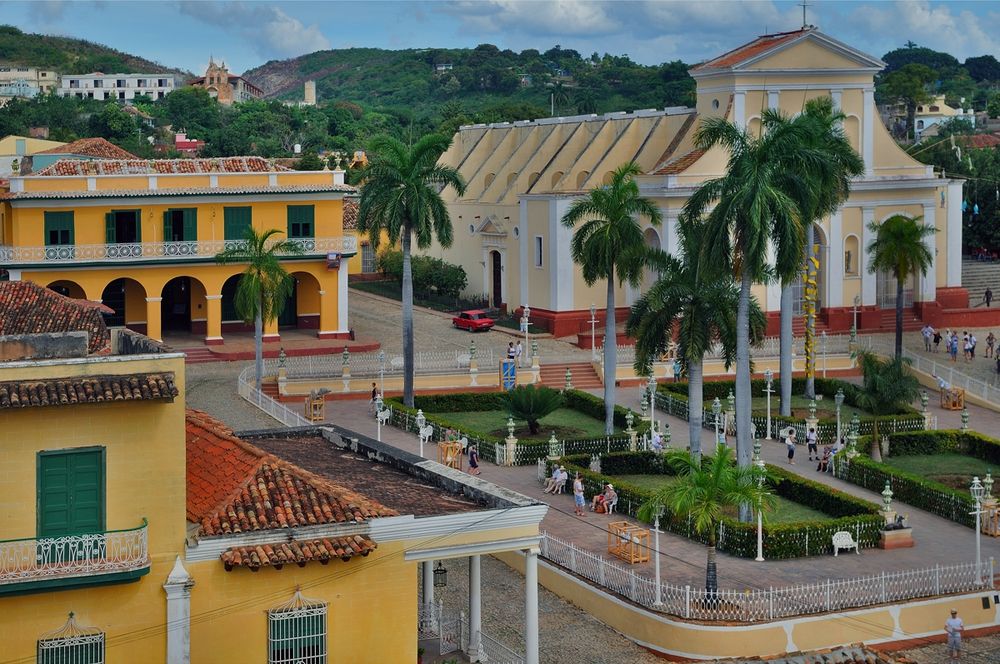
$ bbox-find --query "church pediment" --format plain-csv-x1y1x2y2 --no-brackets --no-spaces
735,31,885,72
475,214,507,235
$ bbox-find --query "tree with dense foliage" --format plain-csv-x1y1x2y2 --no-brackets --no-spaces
965,55,1000,83
866,214,936,358
638,446,773,593
506,385,563,435
880,64,936,139
854,351,921,415
626,219,763,459
294,150,325,170
561,162,662,435
357,134,466,407
215,228,304,391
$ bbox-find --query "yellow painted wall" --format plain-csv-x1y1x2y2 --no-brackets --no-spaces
0,355,186,664
96,176,148,191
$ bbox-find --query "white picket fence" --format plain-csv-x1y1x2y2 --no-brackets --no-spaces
539,532,994,622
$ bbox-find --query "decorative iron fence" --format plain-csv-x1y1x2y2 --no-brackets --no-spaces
539,532,994,623
0,520,149,585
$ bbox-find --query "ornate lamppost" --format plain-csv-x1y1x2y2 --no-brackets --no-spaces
753,439,766,562
835,388,845,445
971,476,986,583
764,368,774,440
712,397,723,447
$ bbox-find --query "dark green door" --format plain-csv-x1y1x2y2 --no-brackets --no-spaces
224,206,252,242
38,448,104,538
278,281,297,327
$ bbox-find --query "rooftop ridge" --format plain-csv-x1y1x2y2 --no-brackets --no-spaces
31,155,292,177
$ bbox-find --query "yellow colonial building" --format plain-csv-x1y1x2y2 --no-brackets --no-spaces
427,27,966,336
0,281,546,663
0,156,358,344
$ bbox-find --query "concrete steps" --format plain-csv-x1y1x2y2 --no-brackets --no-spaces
961,258,1000,304
880,307,924,331
179,346,217,364
539,362,603,389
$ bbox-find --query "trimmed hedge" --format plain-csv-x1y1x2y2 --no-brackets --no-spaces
835,430,1000,528
554,451,883,559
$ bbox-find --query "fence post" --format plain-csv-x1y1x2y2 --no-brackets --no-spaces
629,570,637,601
685,585,691,619
825,579,831,611
439,599,445,654
599,557,606,587
541,534,548,560
769,588,774,620
570,543,577,574
935,564,940,595
880,571,886,603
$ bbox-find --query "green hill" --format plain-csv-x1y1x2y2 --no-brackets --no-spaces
0,24,191,78
242,44,695,118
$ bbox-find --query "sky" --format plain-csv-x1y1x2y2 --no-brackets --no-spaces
5,0,1000,75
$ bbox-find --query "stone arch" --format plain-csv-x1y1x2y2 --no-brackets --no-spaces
47,280,87,300
100,277,147,329
601,171,615,186
747,115,762,137
288,270,322,329
575,171,590,189
642,227,662,291
550,171,564,188
161,275,208,335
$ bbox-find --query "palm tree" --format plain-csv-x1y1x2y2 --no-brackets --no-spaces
684,116,819,494
357,134,466,407
626,218,764,460
215,227,304,391
638,446,773,593
772,99,865,401
866,214,936,358
561,162,662,434
854,351,921,415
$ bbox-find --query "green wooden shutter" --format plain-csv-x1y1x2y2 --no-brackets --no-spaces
105,212,115,244
287,205,314,238
38,448,104,537
132,209,141,243
44,211,74,246
224,207,252,240
163,210,172,242
183,208,198,241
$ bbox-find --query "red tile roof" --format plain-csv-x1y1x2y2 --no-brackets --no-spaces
35,137,138,159
0,281,111,354
958,134,1000,149
221,535,377,571
691,29,810,71
343,198,358,230
0,373,178,409
33,156,291,177
654,149,707,175
185,410,396,536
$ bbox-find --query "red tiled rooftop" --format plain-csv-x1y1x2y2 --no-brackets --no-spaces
33,156,292,177
221,535,377,571
654,149,707,175
0,281,111,355
958,134,1000,149
185,410,397,536
35,137,138,159
0,373,178,409
343,198,358,230
692,28,810,71
1,183,356,200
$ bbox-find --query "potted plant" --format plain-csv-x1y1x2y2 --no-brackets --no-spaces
417,645,425,664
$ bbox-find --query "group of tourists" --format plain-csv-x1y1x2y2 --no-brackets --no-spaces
783,426,844,473
921,324,998,370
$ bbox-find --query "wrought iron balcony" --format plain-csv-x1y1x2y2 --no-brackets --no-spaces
0,236,358,266
0,520,149,591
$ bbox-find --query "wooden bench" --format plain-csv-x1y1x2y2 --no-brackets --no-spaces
832,530,859,556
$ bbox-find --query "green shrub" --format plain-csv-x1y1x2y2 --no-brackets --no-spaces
506,385,563,434
377,249,468,299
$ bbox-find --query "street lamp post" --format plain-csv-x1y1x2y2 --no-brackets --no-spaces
652,506,665,607
835,388,845,445
521,305,531,367
415,409,427,458
764,368,774,440
712,397,722,447
589,304,598,362
971,476,986,583
378,349,386,396
649,375,657,433
753,439,765,562
375,393,383,442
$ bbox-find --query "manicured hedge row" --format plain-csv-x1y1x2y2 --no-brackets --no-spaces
834,430,1000,528
554,451,883,559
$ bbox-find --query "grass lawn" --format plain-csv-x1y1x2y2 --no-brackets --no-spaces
612,474,831,523
432,407,617,441
885,454,994,491
749,395,874,421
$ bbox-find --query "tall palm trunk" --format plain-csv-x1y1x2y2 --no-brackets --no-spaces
804,225,816,399
254,301,263,392
705,540,718,594
779,284,793,417
688,359,704,462
894,273,904,359
401,223,415,407
603,272,617,435
735,270,753,522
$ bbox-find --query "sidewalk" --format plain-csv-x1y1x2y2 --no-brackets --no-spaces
326,390,1000,594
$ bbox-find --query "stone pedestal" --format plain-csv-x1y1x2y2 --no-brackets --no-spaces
879,528,914,549
881,509,897,527
504,435,517,467
628,429,637,452
277,366,288,396
469,359,479,387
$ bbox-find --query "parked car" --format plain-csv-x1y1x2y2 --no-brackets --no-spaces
452,310,495,332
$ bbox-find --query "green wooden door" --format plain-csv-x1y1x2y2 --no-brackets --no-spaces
38,448,104,537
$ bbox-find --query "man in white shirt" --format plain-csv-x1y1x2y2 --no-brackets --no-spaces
945,608,964,661
921,324,934,352
515,341,524,367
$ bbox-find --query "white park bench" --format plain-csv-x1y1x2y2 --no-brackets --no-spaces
832,530,859,556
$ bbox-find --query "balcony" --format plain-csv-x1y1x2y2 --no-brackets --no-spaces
0,236,357,267
0,520,149,594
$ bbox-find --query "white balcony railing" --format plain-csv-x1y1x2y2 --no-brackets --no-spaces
0,520,149,586
0,236,357,265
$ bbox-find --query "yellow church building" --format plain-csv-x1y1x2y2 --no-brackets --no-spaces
0,156,357,344
426,27,966,336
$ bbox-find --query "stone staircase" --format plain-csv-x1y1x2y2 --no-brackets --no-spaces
539,362,603,389
880,307,924,331
961,257,1000,305
178,346,217,364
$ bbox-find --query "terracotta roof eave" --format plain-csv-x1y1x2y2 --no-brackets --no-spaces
220,535,377,571
3,184,357,200
0,373,179,409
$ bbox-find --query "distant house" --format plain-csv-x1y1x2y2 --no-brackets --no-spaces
189,57,263,106
173,132,205,156
434,63,454,73
0,64,57,94
31,137,138,171
0,135,65,175
915,94,976,140
57,72,177,101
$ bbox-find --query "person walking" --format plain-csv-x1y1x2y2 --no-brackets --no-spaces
806,426,818,461
934,328,942,353
785,428,797,465
986,287,993,308
515,340,523,368
921,324,934,352
963,332,972,362
467,445,481,476
986,332,995,359
507,342,516,360
573,473,586,516
970,332,977,359
945,608,964,661
368,382,378,414
951,332,960,362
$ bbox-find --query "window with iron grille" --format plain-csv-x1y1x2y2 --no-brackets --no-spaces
268,592,327,664
37,614,105,664
361,243,376,273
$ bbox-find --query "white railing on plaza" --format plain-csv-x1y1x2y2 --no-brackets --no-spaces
0,520,149,585
267,347,498,379
238,366,312,428
539,532,994,622
0,236,357,265
614,333,860,367
418,600,524,663
899,346,1000,405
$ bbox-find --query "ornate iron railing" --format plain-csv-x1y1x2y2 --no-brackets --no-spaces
0,520,149,585
0,236,357,265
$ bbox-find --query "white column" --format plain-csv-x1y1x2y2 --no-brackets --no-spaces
947,181,963,287
828,209,844,308
421,560,434,607
163,556,194,664
549,198,575,311
860,207,877,306
734,91,746,129
920,203,937,301
468,555,482,661
519,198,529,307
767,90,780,112
524,548,539,664
862,88,875,176
337,261,349,332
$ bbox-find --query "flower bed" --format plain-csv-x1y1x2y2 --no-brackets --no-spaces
552,451,884,559
384,390,650,465
835,430,1000,528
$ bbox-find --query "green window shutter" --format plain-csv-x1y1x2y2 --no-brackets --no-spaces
38,448,104,537
183,208,198,241
44,211,74,246
287,205,314,238
224,206,252,240
163,210,172,242
105,212,115,244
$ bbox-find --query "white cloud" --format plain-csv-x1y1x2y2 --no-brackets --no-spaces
27,0,69,25
177,1,329,61
441,0,622,38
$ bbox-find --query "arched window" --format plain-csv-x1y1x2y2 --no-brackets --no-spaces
550,171,564,188
575,171,590,189
507,172,518,187
484,173,495,188
528,172,540,189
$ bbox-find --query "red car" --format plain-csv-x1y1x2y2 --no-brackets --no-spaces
452,310,495,332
